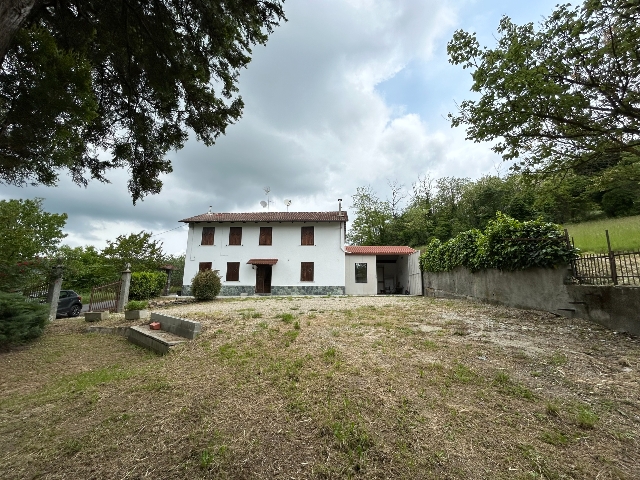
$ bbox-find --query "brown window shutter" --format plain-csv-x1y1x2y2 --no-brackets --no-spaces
199,262,212,272
301,262,314,281
259,227,272,245
226,262,240,281
201,227,215,245
301,226,314,245
229,227,242,245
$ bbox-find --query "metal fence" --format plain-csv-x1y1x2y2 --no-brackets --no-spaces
22,281,49,303
89,280,121,312
22,282,49,303
572,251,640,285
568,229,640,286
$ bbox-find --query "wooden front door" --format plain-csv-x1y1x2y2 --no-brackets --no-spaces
255,265,272,294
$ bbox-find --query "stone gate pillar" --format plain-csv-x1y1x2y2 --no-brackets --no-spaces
117,263,132,313
46,264,63,321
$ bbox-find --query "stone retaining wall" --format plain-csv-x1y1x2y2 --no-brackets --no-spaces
423,266,640,336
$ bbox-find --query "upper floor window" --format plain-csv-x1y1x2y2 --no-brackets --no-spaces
259,227,272,245
201,227,215,246
301,226,314,245
355,263,367,283
229,227,242,245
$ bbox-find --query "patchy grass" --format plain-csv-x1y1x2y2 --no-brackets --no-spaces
1,296,639,479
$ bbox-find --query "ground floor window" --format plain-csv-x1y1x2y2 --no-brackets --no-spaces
226,262,240,281
199,262,212,272
301,262,314,281
355,263,367,283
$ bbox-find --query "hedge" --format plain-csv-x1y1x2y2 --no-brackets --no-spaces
129,271,167,300
420,213,579,273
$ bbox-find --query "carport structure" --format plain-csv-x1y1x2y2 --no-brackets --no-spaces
344,246,422,295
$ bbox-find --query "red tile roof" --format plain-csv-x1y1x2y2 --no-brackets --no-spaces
246,259,278,265
180,211,348,223
345,246,416,255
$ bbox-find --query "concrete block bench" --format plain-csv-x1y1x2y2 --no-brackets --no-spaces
125,313,201,354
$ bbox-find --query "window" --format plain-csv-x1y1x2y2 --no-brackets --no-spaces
199,262,212,272
355,263,367,283
226,262,240,281
301,262,314,282
201,227,215,245
229,227,242,245
259,227,272,245
301,226,314,245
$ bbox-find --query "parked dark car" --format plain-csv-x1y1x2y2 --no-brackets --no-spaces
57,290,83,318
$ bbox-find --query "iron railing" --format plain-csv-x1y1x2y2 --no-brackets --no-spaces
568,229,640,286
572,251,640,285
89,280,121,312
22,282,49,303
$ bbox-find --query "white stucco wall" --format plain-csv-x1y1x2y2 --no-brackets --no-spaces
344,255,377,295
183,222,346,289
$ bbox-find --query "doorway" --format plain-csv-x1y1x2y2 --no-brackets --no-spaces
255,265,272,294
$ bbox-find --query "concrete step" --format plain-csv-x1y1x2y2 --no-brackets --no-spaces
127,325,188,355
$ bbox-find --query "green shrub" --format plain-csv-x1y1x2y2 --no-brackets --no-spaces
129,271,167,300
0,292,49,346
420,212,579,273
124,300,148,311
190,270,221,301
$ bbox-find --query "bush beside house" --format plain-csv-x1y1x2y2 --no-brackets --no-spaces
191,270,222,301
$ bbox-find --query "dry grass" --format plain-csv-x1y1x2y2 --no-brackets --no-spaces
1,296,639,479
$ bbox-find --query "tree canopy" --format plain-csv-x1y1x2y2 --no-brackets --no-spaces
0,0,286,203
447,0,640,178
0,197,67,290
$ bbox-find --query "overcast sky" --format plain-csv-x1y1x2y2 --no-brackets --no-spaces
1,0,560,255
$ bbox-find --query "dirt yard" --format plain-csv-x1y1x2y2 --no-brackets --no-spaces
1,295,638,479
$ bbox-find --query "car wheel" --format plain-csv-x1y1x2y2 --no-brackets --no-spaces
68,304,81,318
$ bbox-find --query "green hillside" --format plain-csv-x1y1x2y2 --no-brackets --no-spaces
564,215,640,253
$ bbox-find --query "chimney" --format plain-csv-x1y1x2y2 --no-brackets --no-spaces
338,199,343,215
208,205,212,214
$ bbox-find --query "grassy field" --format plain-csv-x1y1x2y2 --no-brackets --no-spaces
565,215,640,253
1,296,639,479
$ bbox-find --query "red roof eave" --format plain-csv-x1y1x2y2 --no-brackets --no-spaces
246,259,278,265
344,246,416,255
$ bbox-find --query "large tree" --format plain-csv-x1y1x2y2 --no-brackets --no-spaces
0,197,67,290
447,0,640,176
101,230,165,273
0,1,286,203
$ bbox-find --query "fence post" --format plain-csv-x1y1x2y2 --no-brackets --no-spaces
46,264,63,321
564,228,577,280
117,263,132,313
606,230,618,285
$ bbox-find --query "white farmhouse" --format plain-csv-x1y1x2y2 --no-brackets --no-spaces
180,206,422,296
180,209,348,296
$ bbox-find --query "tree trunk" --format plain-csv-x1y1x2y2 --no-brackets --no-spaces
0,0,37,66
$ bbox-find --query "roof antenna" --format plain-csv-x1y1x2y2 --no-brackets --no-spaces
284,199,292,212
263,187,272,212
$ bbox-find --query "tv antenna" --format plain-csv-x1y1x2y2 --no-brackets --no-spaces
261,187,273,211
284,199,292,212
